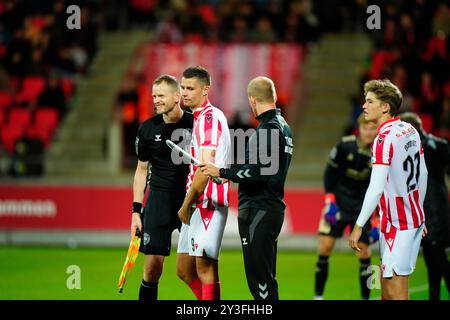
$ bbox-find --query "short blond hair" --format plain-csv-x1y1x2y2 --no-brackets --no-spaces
153,74,181,92
247,76,277,103
357,113,375,126
364,79,403,116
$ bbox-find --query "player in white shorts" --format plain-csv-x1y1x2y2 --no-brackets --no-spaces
349,79,428,300
175,66,230,300
379,223,425,278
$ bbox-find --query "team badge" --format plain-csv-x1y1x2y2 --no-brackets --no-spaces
377,136,384,145
143,233,150,245
205,114,212,123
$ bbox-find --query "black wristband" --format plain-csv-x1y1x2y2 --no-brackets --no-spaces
132,202,142,214
219,168,226,178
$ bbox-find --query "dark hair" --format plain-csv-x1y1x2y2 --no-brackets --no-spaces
153,74,181,92
182,66,211,86
364,79,403,116
400,112,423,132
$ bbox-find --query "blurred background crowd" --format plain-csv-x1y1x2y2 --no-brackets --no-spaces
0,0,448,177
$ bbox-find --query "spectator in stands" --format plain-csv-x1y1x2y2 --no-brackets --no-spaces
349,1,449,138
251,16,277,43
154,12,183,43
37,74,66,118
116,76,140,168
27,48,46,76
4,29,30,78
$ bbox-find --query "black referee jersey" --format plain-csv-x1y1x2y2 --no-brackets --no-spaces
220,108,293,213
135,111,193,191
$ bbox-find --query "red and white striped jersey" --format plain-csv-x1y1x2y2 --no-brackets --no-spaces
186,100,231,208
372,116,426,232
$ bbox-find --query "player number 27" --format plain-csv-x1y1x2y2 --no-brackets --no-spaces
403,151,420,192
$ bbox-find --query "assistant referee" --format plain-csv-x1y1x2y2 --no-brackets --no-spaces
131,74,193,300
200,76,293,300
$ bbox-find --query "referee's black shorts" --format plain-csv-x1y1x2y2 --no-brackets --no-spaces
139,188,184,256
318,213,371,245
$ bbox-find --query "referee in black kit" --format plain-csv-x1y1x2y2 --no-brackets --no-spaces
131,74,193,300
200,76,293,300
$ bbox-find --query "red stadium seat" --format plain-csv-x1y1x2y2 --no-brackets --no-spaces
0,123,25,154
34,108,59,133
0,109,5,128
26,123,53,147
0,91,12,109
60,77,74,100
16,76,46,104
8,107,32,128
0,44,6,59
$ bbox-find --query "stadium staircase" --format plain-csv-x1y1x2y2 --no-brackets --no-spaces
287,33,372,187
45,30,148,179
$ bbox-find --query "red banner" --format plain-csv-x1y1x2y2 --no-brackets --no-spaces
143,43,303,120
0,185,322,234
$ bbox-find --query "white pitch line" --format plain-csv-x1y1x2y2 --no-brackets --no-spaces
370,284,427,300
370,283,448,300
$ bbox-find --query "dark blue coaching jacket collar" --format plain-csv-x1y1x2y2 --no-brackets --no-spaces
255,108,280,122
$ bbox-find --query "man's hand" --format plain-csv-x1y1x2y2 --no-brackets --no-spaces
131,212,142,236
323,193,340,226
422,225,428,238
199,162,220,178
349,225,363,252
178,205,194,225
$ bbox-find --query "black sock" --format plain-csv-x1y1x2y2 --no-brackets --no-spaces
359,258,371,300
315,255,329,296
139,280,158,301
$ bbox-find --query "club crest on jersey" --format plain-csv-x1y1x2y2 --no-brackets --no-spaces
154,134,162,141
205,114,212,123
143,233,150,245
377,136,384,145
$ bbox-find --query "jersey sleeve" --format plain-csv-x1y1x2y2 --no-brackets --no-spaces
135,123,150,162
220,122,280,183
372,133,392,166
197,113,222,149
356,165,389,227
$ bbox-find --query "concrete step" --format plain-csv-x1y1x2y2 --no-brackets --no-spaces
50,143,104,159
289,32,371,184
46,159,112,176
57,126,106,141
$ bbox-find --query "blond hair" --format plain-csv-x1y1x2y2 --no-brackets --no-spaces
153,74,181,92
357,113,374,126
247,76,277,103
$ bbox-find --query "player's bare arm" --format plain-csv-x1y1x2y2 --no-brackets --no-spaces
131,160,148,235
349,165,389,251
178,148,215,224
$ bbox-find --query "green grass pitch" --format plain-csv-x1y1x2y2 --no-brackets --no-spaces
0,246,447,300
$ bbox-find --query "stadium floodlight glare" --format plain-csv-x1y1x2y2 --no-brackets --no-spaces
165,139,223,184
118,229,141,293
